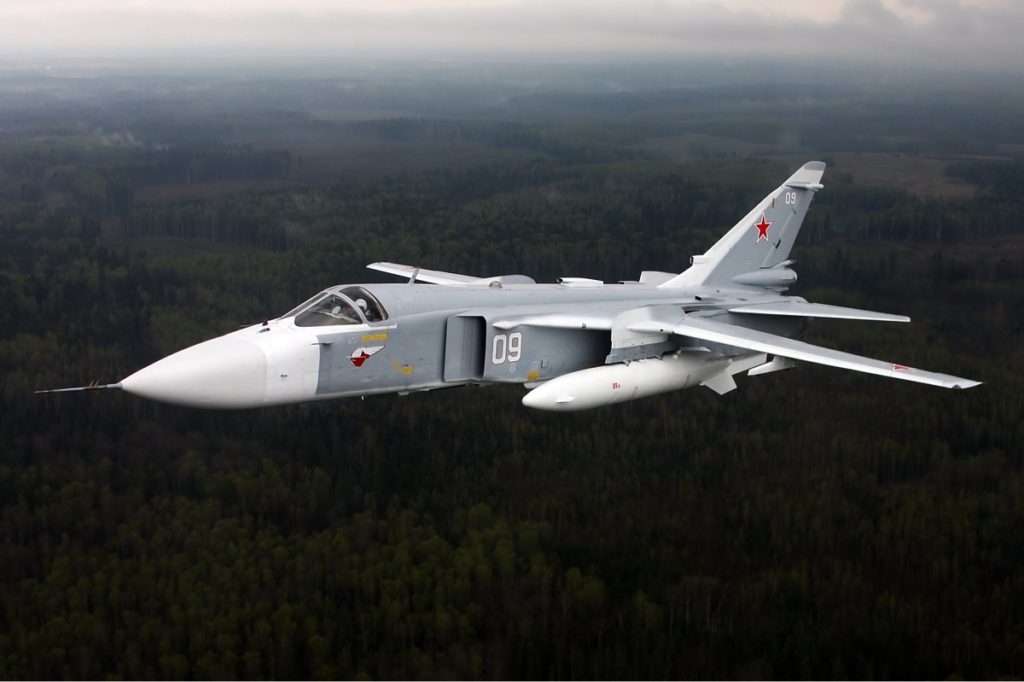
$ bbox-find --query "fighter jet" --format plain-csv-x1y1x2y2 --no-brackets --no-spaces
39,161,980,411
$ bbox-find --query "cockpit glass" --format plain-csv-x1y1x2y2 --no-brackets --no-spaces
294,294,365,327
281,292,327,320
338,286,388,322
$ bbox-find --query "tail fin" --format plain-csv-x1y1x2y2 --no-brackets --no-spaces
660,161,825,289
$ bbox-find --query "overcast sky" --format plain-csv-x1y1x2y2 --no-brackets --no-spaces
0,0,1021,72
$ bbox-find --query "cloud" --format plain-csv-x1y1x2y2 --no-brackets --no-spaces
0,0,1020,72
840,0,904,28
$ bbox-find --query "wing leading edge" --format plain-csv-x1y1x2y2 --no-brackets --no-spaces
367,262,535,286
629,315,980,390
728,300,910,323
367,262,477,285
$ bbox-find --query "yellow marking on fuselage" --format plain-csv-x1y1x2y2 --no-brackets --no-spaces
361,332,389,342
390,359,414,376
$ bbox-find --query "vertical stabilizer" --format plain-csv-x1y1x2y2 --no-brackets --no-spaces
660,161,825,289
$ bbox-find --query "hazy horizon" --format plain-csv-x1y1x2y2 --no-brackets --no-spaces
0,0,1022,75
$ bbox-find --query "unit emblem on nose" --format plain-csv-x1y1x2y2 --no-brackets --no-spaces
350,346,384,367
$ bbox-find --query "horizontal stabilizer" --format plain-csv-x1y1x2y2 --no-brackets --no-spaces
729,300,910,323
630,315,980,390
367,262,535,286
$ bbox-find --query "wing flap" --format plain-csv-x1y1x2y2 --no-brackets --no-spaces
729,300,910,322
630,315,980,390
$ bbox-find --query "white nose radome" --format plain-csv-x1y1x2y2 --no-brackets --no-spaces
121,335,268,408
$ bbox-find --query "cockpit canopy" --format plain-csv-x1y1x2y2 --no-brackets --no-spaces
284,286,388,327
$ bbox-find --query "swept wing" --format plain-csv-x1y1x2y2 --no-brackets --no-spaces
367,262,535,286
728,300,910,322
629,315,979,390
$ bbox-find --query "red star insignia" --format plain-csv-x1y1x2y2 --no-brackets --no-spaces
754,214,772,242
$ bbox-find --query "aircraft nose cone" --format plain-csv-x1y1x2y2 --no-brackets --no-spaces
121,335,267,408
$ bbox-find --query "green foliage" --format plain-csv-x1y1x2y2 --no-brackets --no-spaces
1,75,1023,679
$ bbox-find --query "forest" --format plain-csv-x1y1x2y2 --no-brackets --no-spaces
0,61,1022,679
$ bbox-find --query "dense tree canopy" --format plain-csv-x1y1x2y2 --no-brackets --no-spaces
1,74,1022,679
